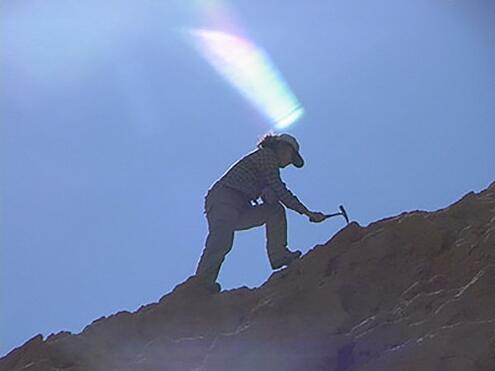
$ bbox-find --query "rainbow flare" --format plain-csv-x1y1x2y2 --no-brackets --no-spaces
189,29,304,129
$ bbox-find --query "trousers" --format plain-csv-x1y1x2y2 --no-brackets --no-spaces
195,183,288,284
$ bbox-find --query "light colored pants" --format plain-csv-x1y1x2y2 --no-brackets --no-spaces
195,183,288,284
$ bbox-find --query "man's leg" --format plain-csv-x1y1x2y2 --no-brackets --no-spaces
235,202,289,267
196,203,239,285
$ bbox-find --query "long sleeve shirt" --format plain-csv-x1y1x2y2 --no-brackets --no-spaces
212,146,309,215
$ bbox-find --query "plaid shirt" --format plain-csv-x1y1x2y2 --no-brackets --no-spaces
212,146,309,215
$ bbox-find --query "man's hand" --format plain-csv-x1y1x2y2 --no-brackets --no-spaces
307,211,326,223
261,186,278,204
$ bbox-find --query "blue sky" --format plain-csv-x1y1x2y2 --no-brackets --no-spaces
1,0,494,357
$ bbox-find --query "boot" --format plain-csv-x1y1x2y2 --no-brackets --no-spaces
174,275,222,295
190,275,222,293
270,249,302,270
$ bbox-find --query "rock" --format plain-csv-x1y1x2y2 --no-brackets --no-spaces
1,182,495,371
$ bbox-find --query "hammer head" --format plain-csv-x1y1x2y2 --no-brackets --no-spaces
339,205,350,224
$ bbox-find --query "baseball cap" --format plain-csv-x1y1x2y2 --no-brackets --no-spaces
277,133,304,168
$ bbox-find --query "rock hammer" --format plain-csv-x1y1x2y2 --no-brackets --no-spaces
323,205,350,225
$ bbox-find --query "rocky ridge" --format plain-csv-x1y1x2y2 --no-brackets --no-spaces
2,182,495,371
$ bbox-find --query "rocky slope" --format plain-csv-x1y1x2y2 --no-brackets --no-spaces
2,182,495,371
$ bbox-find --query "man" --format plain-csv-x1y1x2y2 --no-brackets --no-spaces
194,132,326,293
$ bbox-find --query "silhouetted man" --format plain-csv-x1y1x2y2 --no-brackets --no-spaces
194,132,326,292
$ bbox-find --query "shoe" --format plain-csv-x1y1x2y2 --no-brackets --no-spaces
270,249,302,270
207,282,222,293
183,275,221,294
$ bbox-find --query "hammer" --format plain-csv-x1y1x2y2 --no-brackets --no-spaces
323,205,350,225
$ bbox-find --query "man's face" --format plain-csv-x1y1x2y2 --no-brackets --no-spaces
278,143,294,168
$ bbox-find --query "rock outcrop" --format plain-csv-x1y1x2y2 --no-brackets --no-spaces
2,182,495,371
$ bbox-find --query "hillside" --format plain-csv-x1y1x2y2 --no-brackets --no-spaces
2,182,495,371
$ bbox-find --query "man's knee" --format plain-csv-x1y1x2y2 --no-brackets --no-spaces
208,218,237,235
206,224,235,250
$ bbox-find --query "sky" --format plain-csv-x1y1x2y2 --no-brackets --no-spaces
1,0,494,357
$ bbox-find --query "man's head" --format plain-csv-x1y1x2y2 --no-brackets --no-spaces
276,133,304,168
257,132,304,168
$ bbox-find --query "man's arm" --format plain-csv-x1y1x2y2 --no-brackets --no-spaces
259,149,327,222
271,179,310,215
261,156,310,215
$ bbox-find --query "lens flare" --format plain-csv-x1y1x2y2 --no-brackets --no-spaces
188,29,304,129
